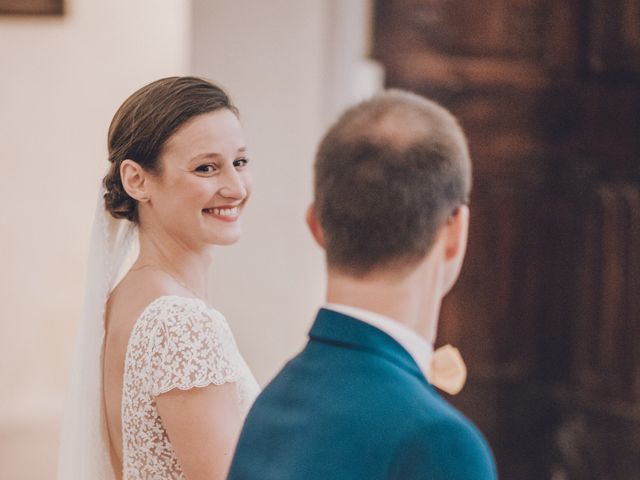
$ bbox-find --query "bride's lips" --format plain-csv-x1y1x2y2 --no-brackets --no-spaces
202,205,241,223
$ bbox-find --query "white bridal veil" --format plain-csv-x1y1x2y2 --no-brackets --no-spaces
58,187,137,479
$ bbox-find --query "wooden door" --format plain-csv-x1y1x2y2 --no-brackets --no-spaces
373,1,640,478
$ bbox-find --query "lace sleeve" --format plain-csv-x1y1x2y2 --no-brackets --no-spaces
146,297,240,397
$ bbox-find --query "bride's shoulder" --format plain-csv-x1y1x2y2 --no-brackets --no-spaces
106,273,223,338
106,273,164,329
137,295,221,328
105,285,221,356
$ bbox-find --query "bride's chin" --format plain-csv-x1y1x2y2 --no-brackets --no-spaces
213,238,240,246
207,231,242,246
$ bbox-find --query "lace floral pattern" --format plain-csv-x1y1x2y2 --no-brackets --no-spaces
121,296,259,479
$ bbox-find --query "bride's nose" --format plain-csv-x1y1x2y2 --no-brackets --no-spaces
218,167,247,200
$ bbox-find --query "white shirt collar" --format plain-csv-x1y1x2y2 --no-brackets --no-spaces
323,303,434,378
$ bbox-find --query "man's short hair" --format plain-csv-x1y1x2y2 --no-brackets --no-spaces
314,89,471,276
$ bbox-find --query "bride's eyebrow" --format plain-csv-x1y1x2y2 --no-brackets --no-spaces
190,152,222,162
189,147,248,163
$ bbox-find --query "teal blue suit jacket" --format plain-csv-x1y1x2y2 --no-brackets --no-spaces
228,308,497,479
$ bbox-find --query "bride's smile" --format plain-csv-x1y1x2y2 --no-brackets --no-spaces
202,205,242,221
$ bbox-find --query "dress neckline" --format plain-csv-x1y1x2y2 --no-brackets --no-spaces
127,295,224,343
138,294,220,317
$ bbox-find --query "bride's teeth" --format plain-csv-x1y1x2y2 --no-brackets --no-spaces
206,207,239,216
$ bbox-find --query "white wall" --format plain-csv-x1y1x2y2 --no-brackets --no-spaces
0,1,189,478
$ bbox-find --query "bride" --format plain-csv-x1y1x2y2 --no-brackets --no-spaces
58,76,260,479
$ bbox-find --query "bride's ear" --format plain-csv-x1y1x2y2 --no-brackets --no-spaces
306,204,326,248
120,160,150,202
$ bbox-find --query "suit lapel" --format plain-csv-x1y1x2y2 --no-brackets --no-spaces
309,308,427,384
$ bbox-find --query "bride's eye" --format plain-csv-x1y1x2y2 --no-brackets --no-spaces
195,164,217,174
233,157,249,168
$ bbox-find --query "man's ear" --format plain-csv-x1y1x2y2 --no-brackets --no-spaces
444,205,469,260
120,159,150,202
305,204,326,248
441,205,470,293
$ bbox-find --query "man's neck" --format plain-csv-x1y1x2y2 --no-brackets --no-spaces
325,260,443,344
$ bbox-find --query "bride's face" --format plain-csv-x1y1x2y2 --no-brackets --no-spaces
142,109,252,247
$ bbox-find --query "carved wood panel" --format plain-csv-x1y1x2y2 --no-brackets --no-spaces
375,0,581,91
574,184,640,403
588,0,640,77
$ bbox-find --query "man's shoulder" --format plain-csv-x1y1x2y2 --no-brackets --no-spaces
413,402,488,447
390,400,497,479
254,340,462,425
256,338,427,400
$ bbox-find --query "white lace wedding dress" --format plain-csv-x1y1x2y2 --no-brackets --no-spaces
121,295,260,479
58,189,259,479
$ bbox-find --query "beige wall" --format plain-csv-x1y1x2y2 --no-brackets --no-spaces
192,0,381,384
191,0,328,384
0,1,189,478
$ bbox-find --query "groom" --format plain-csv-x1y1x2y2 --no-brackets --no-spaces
228,90,497,479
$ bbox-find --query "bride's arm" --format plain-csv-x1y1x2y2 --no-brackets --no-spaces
156,383,243,480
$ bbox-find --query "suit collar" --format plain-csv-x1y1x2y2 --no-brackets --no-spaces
309,308,427,383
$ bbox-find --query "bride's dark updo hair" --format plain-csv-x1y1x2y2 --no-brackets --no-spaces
103,76,238,222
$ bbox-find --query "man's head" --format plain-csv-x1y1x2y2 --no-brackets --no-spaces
308,89,471,281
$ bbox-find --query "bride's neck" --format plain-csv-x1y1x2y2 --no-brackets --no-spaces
134,227,213,296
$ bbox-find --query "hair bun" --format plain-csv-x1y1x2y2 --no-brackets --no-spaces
103,168,136,221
